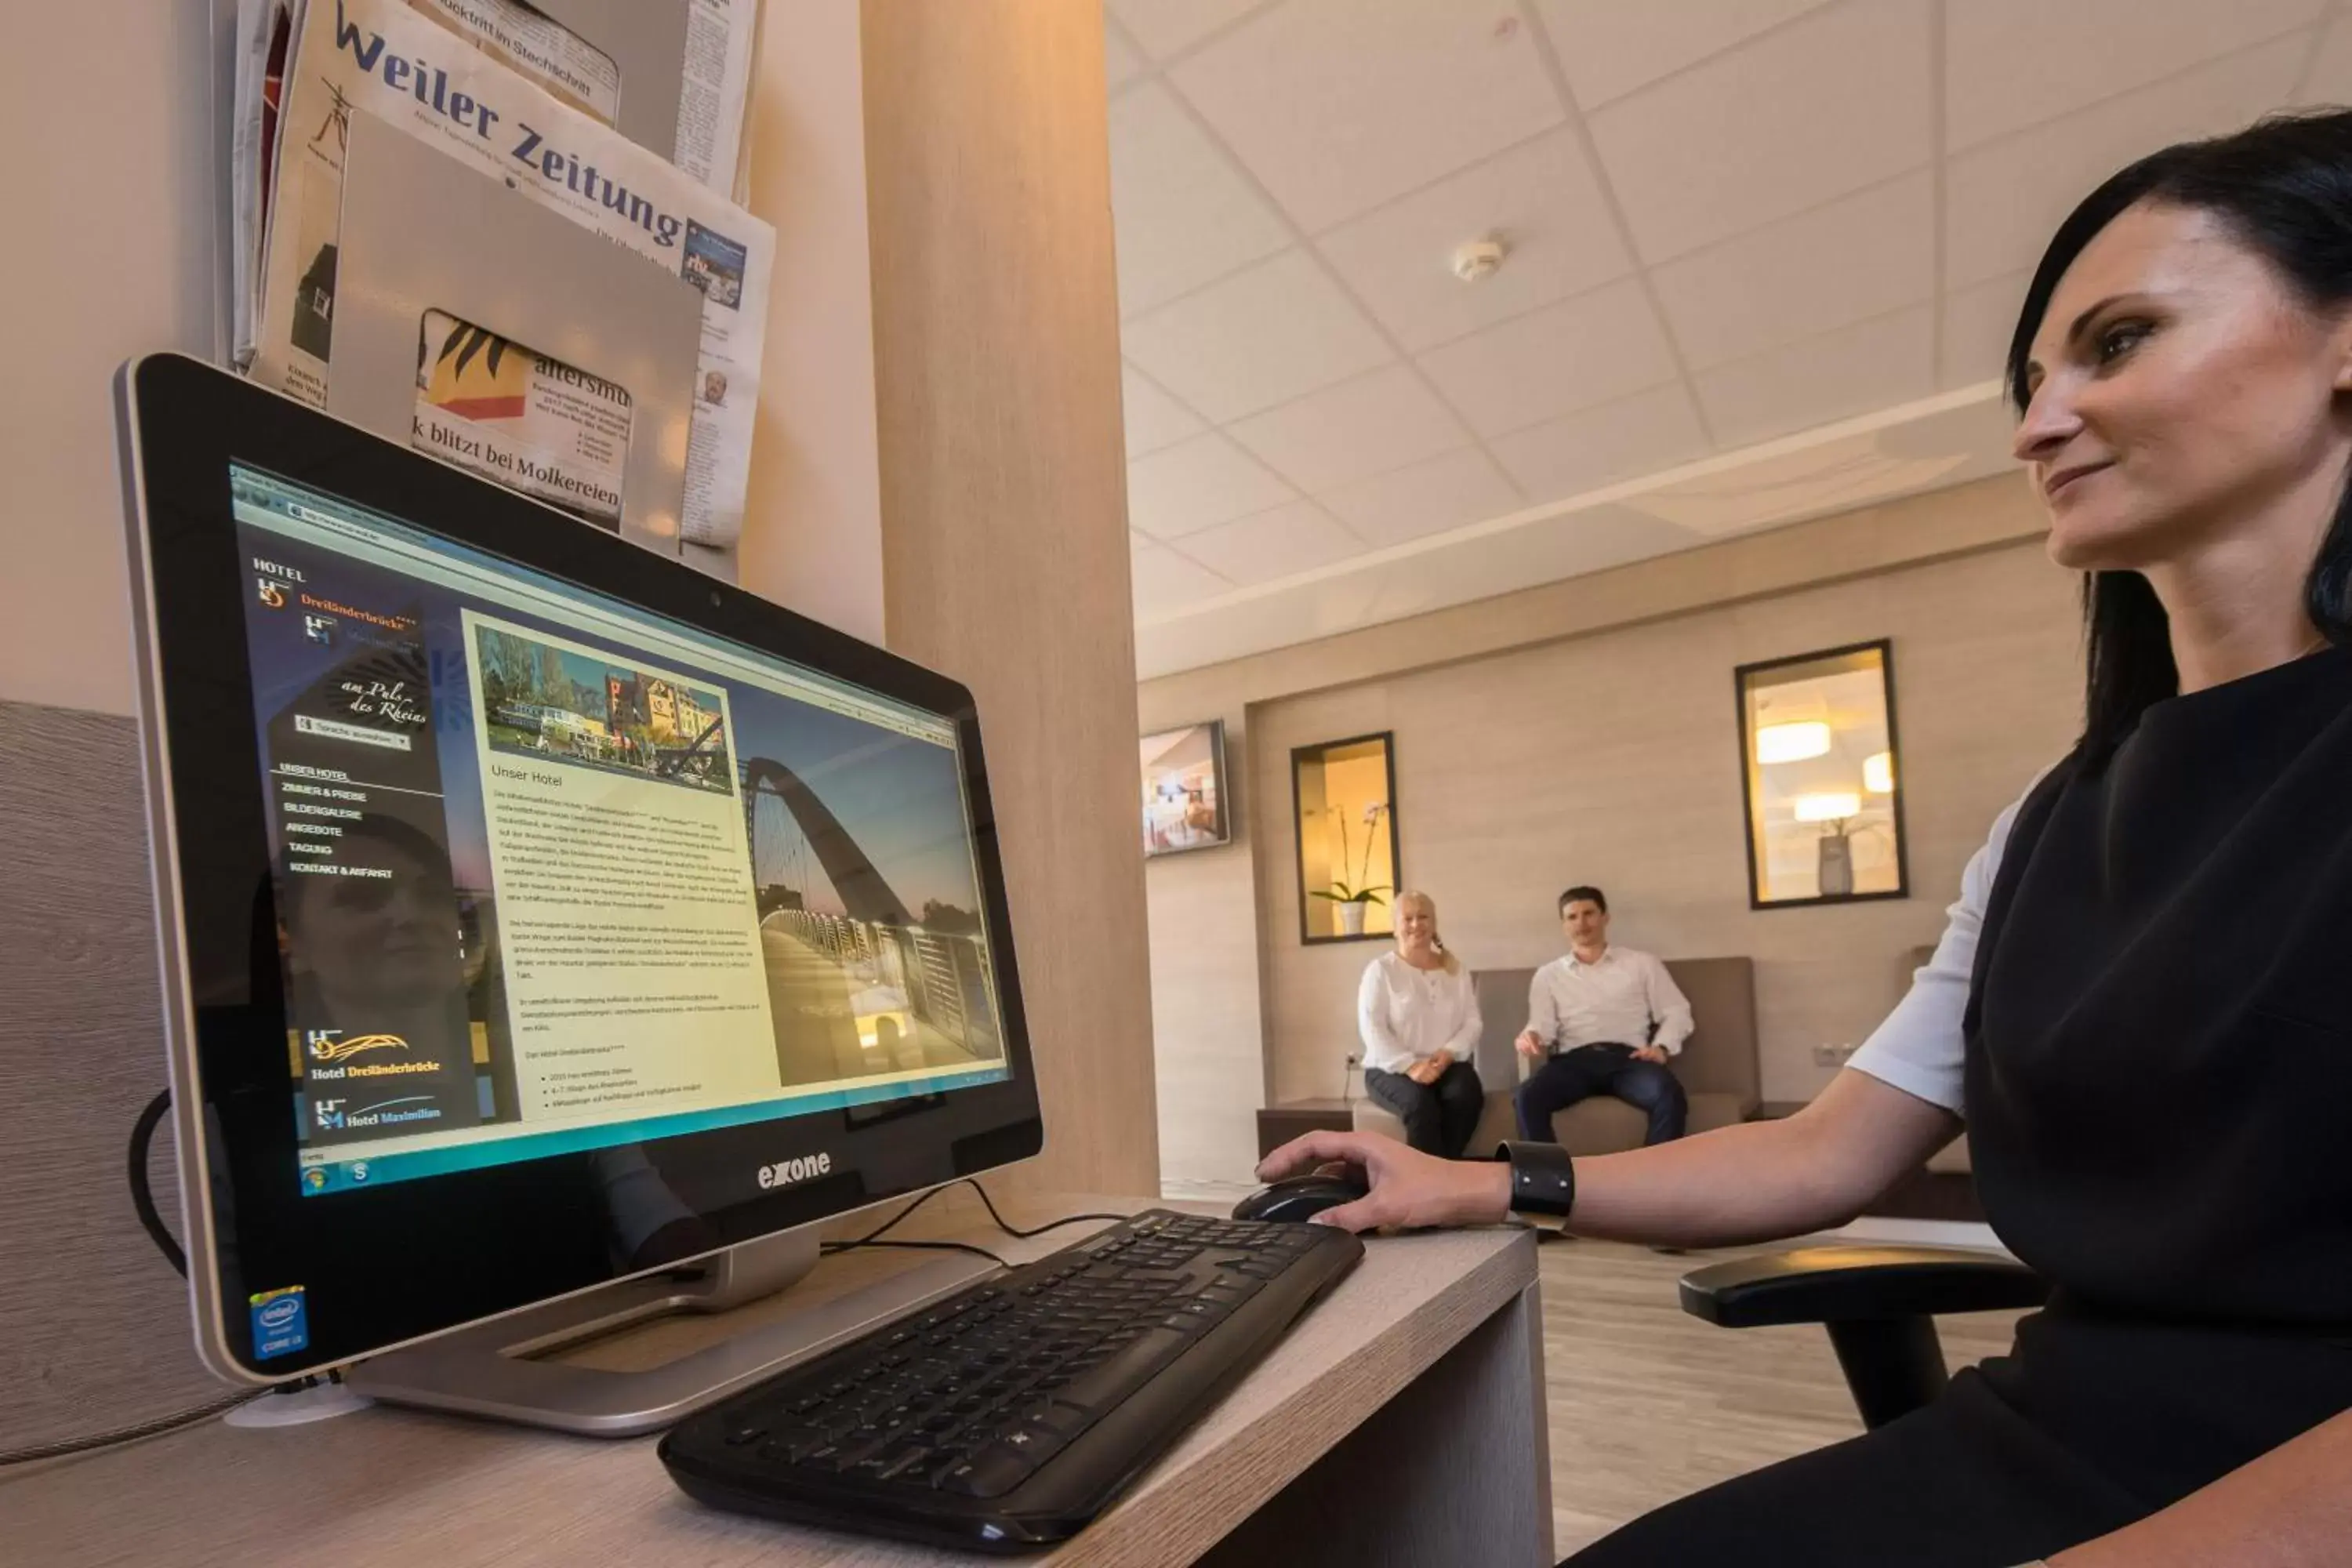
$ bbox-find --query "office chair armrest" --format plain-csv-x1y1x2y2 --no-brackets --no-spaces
1679,1245,2047,1328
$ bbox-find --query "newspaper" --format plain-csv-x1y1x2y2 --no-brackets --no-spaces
405,0,760,195
229,0,295,368
416,310,632,530
249,0,772,546
412,0,622,126
229,0,760,376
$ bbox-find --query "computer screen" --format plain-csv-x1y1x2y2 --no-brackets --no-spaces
122,354,1042,1381
230,464,1014,1196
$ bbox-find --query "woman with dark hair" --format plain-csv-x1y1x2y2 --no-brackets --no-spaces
1260,110,2352,1567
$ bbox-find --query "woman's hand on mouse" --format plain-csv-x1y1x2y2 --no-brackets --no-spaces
1256,1131,1511,1233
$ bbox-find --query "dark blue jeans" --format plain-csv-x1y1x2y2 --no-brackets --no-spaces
1363,1062,1485,1159
1515,1043,1687,1145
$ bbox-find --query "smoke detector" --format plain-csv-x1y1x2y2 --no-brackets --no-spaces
1451,236,1507,283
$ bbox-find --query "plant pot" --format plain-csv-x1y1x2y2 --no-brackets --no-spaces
1818,833,1854,898
1339,901,1367,936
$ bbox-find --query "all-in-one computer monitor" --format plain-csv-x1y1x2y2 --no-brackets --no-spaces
115,354,1044,1430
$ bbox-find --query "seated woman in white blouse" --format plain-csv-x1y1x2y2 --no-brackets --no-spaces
1356,891,1484,1159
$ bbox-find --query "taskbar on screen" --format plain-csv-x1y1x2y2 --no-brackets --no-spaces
294,1062,1011,1195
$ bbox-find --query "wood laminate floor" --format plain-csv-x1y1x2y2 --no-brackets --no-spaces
1537,1236,2027,1560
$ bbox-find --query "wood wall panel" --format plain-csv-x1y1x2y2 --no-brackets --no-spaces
0,700,221,1449
862,0,1159,1200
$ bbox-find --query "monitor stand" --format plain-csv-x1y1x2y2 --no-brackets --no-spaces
339,1226,995,1436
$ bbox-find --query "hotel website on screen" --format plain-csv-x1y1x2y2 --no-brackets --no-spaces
226,466,1011,1196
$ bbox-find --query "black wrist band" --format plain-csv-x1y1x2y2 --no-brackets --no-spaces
1497,1140,1575,1218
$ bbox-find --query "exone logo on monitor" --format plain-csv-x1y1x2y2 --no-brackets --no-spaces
757,1152,833,1191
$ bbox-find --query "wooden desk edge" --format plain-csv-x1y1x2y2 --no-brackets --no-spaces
5,1201,1541,1567
1058,1222,1540,1563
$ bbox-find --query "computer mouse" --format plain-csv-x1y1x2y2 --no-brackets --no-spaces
1231,1173,1370,1225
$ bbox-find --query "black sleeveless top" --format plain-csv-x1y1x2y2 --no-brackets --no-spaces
1957,644,2352,1504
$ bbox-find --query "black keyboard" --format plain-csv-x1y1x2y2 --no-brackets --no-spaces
659,1209,1363,1553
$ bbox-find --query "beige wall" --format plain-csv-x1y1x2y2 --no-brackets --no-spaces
1135,715,1270,1199
863,0,1160,1202
0,1,219,714
1144,474,2079,1191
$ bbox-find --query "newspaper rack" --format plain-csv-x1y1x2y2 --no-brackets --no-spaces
329,111,705,563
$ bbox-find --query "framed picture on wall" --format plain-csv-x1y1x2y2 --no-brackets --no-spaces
1140,720,1231,857
1734,639,1910,909
1292,731,1399,943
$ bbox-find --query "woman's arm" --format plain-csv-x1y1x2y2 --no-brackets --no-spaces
1552,1069,1955,1246
2049,1409,2352,1567
1437,969,1482,1062
1258,1067,1957,1244
1356,961,1412,1074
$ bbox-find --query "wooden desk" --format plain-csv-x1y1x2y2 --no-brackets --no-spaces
5,1200,1551,1566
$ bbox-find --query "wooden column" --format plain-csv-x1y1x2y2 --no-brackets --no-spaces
861,0,1159,1199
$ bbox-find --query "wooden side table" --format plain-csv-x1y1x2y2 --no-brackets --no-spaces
1256,1098,1356,1158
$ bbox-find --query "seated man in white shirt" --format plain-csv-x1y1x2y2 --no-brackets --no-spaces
1512,886,1693,1147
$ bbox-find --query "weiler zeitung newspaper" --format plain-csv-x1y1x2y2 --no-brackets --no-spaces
230,0,759,368
406,0,759,195
251,0,771,547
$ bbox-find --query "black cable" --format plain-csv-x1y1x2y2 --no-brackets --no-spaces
960,1181,1127,1240
0,1388,270,1468
817,1179,1129,1265
817,1237,1009,1267
128,1089,186,1278
826,1179,963,1253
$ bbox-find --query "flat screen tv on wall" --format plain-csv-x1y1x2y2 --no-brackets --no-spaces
1140,720,1230,858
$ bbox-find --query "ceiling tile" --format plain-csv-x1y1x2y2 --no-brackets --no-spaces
1650,171,1932,370
1120,249,1395,422
1109,82,1293,318
1315,129,1633,352
1105,22,1144,90
1415,276,1679,438
1944,35,2308,290
1126,433,1298,540
1488,383,1711,503
1176,500,1367,584
1109,0,1267,60
1586,0,1931,263
1947,0,2323,152
1225,365,1472,492
1169,0,1566,234
1320,446,1524,545
1533,0,1835,111
2299,16,2352,103
1131,535,1236,615
1694,306,1934,448
1122,365,1207,457
1940,270,2031,391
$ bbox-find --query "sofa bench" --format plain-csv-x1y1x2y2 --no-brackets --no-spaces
1352,956,1762,1156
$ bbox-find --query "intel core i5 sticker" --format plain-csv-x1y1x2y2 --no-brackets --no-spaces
250,1286,310,1359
